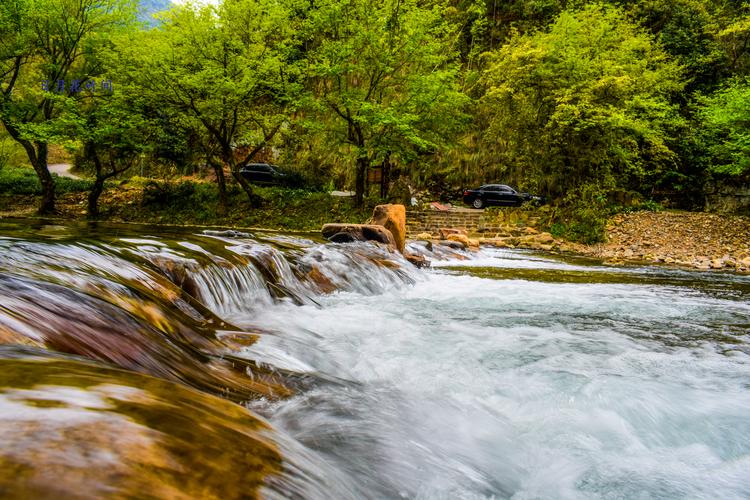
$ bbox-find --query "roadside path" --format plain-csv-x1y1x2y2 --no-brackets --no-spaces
49,163,80,179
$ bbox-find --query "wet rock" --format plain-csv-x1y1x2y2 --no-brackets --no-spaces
447,233,479,248
405,252,430,268
0,274,291,402
369,204,406,253
438,228,468,240
328,231,366,243
0,349,284,499
436,240,466,250
322,223,397,248
306,266,337,293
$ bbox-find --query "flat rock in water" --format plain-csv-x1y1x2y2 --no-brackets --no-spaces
322,223,397,247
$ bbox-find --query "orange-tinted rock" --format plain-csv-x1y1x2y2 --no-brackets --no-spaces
369,204,406,253
438,228,468,240
447,233,479,248
405,252,430,268
0,351,284,499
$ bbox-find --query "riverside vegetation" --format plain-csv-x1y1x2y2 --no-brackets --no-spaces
0,0,749,247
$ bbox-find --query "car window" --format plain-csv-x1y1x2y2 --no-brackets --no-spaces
483,185,500,192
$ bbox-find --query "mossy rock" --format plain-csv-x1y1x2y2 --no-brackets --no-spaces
0,347,284,499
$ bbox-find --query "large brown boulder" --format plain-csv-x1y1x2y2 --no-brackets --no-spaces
322,223,397,248
369,204,406,253
0,352,283,499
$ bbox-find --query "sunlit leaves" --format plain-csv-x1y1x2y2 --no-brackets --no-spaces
479,4,686,198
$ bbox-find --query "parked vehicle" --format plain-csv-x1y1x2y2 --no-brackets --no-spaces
462,184,545,209
239,163,287,185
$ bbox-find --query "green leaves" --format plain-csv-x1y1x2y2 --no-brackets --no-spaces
696,78,750,176
479,4,686,199
300,0,469,198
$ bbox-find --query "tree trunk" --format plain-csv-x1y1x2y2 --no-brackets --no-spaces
88,179,105,219
208,158,228,215
6,126,56,214
228,159,261,208
380,154,392,199
30,143,55,214
355,156,368,207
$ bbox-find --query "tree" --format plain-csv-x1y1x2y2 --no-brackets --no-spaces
306,0,469,205
624,0,730,92
127,0,303,210
479,4,686,202
0,0,133,214
66,89,153,217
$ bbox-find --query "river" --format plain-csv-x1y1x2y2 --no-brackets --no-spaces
0,219,748,498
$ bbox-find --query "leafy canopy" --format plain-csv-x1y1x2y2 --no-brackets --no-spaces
480,4,686,199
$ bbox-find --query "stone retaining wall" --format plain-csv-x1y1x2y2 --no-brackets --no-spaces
705,181,750,215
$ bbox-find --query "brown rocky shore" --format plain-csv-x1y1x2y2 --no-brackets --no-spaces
582,211,750,272
412,210,750,273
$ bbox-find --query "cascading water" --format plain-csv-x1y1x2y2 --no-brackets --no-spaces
1,219,749,498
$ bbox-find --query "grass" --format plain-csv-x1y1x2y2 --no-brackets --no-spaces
0,166,94,194
124,179,373,229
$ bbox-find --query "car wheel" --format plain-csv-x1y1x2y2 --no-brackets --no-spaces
515,199,523,207
472,198,484,209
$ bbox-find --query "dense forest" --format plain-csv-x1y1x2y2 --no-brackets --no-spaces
0,0,748,240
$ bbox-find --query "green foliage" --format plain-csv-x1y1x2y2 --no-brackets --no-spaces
625,0,729,91
303,0,470,201
0,167,93,194
134,179,370,229
2,0,750,232
125,0,303,206
695,78,750,176
479,4,686,201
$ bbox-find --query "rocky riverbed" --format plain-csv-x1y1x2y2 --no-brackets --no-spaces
414,210,750,273
584,211,750,272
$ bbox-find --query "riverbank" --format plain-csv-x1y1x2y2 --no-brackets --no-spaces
474,210,750,273
583,211,750,271
3,179,749,273
0,178,371,231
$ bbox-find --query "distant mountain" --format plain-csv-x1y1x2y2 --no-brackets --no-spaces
138,0,172,26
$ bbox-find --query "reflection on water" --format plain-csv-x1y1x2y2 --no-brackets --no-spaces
0,218,749,498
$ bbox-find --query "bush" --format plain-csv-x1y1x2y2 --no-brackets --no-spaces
0,167,41,194
0,167,93,195
141,180,200,206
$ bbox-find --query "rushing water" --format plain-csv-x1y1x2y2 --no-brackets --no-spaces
0,219,749,498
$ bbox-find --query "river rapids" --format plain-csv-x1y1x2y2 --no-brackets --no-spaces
0,219,748,499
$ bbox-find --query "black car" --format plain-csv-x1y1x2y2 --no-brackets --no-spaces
239,163,288,185
462,184,544,209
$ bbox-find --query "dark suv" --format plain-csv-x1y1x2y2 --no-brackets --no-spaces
463,184,544,209
239,163,287,185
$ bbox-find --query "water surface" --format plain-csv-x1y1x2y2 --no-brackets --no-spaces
0,220,748,498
